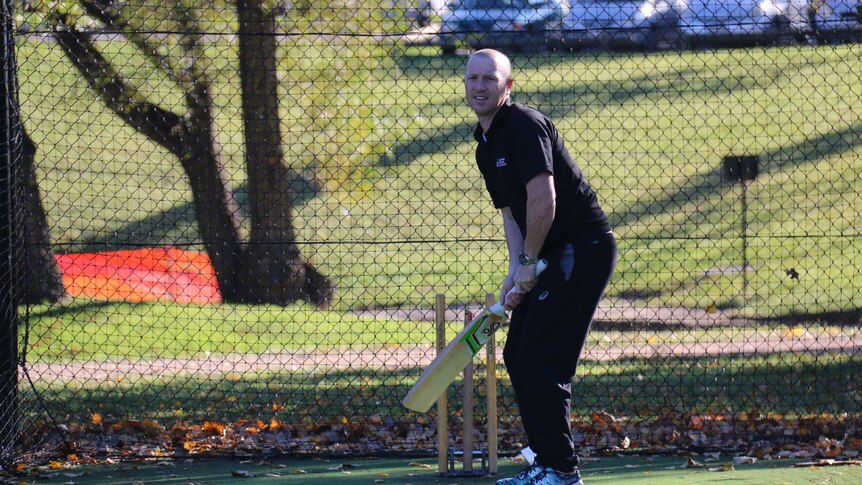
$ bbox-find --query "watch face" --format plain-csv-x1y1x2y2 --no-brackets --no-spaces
519,253,534,265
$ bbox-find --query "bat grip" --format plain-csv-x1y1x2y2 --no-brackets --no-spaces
491,259,548,315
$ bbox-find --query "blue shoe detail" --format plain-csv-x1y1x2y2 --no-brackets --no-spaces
496,463,544,485
526,466,583,485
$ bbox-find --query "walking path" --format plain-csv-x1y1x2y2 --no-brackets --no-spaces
21,330,862,383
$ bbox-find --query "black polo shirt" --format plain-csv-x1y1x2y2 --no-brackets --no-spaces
475,101,611,252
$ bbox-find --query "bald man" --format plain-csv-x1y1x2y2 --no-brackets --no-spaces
465,49,617,485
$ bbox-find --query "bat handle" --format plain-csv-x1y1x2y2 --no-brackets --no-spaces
490,259,548,315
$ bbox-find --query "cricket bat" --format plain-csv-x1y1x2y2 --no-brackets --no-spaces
403,259,548,413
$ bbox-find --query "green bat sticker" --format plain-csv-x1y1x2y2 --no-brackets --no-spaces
461,311,505,355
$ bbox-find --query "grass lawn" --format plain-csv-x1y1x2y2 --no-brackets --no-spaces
23,322,861,425
19,296,860,438
13,39,862,317
10,34,862,461
21,297,858,360
19,454,862,484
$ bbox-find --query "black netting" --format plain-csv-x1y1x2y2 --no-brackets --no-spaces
3,0,861,463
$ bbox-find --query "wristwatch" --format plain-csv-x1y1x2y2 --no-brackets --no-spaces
518,252,538,266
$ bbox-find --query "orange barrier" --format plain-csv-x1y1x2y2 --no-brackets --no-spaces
54,248,221,304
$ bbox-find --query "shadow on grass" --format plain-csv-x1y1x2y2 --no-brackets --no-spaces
21,352,862,429
609,119,862,233
22,299,122,320
64,171,322,253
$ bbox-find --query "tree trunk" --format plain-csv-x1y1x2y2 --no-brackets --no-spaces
236,0,333,306
55,2,333,306
20,130,64,303
178,85,246,303
53,29,246,301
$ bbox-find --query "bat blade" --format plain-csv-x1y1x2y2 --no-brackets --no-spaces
402,306,504,413
402,260,547,413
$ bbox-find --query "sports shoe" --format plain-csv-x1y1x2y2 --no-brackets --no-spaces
526,466,583,485
496,463,544,485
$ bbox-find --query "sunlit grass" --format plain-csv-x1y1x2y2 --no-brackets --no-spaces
15,38,862,317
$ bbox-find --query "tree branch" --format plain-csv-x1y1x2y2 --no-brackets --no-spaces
53,29,185,155
79,0,186,86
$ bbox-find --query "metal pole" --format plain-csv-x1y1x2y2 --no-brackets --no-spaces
740,177,749,298
0,0,20,464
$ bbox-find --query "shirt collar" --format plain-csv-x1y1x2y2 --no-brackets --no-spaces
473,99,515,142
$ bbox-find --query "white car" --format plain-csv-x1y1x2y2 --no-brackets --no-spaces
558,0,688,50
438,0,571,53
679,0,805,47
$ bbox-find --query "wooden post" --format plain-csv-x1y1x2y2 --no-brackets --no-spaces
462,310,474,472
435,293,448,474
486,292,498,474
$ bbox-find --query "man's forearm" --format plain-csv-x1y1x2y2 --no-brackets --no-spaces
501,207,523,275
522,174,555,260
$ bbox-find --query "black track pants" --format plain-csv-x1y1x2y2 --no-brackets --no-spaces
503,232,617,474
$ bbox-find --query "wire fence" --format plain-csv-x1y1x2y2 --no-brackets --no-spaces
3,0,862,465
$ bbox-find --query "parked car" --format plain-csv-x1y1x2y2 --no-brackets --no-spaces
437,0,571,54
678,0,806,47
556,0,687,50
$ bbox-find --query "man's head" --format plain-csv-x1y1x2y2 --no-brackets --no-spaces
465,49,513,129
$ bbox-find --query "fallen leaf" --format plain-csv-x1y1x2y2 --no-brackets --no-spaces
795,459,862,467
733,456,757,465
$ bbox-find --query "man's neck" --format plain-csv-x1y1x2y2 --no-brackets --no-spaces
478,98,510,133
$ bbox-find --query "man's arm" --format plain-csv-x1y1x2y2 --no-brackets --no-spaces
503,172,555,309
500,206,523,301
521,172,555,268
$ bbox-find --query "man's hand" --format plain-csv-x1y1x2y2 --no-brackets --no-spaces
500,275,516,309
503,263,539,311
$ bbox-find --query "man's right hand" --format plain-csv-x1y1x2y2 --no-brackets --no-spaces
501,274,528,311
500,276,515,304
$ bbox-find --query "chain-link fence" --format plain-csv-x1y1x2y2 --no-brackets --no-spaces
3,0,861,465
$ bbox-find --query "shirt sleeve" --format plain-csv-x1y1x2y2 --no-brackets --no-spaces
510,113,555,184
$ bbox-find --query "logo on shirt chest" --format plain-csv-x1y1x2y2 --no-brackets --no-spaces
495,157,507,168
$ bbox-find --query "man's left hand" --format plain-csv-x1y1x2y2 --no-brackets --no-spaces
505,263,538,311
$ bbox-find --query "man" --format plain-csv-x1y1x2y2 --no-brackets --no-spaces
465,49,617,485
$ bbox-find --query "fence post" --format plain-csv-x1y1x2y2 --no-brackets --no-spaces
0,0,20,465
723,155,759,303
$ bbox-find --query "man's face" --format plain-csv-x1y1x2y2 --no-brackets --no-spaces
464,54,512,121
